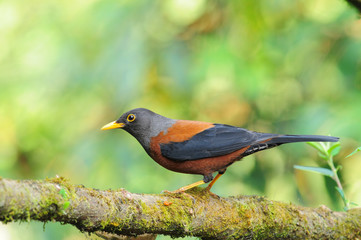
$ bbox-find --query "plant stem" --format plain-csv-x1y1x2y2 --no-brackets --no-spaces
329,156,342,190
319,142,350,210
327,150,350,210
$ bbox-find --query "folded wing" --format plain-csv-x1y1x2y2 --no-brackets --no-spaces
160,124,276,161
160,124,339,162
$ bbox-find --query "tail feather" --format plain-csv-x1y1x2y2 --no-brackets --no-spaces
242,134,339,157
266,135,339,145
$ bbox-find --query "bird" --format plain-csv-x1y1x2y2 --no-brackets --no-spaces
101,108,339,192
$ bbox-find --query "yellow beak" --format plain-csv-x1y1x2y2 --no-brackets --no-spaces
101,121,125,130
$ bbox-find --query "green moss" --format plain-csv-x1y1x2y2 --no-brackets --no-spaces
45,176,70,187
4,178,361,238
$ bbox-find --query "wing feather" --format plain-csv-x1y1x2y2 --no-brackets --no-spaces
160,124,276,161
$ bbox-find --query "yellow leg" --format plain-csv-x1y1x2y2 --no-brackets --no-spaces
205,173,223,191
170,180,206,193
164,172,225,194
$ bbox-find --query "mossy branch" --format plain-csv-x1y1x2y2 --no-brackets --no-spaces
0,177,360,239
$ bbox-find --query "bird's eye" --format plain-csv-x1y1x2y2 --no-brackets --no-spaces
127,114,136,122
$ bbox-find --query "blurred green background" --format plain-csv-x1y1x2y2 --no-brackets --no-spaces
0,0,360,239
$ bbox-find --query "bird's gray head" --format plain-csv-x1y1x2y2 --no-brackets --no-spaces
101,108,176,152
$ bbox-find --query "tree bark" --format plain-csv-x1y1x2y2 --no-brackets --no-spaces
0,177,360,239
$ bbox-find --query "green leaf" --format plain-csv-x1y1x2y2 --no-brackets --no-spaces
318,152,328,160
63,201,70,210
345,146,361,158
307,142,324,153
328,143,341,157
335,186,350,211
59,188,68,199
335,186,345,200
336,165,343,172
294,165,334,177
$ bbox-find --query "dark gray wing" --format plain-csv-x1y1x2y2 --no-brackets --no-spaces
160,124,276,161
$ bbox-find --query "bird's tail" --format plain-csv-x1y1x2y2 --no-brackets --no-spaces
242,134,339,157
265,135,339,145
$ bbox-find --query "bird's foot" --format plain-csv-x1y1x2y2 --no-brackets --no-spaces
161,179,220,198
205,189,220,199
162,180,206,194
161,189,183,194
162,187,219,199
162,189,195,200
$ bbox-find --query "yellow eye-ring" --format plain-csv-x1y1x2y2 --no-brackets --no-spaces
127,114,136,122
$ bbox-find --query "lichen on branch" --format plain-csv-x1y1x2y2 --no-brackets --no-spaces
0,177,360,239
